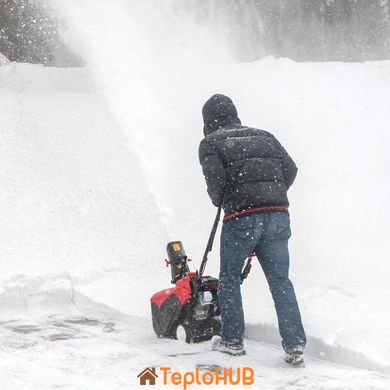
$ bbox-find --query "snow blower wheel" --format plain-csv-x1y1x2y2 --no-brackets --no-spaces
176,325,188,343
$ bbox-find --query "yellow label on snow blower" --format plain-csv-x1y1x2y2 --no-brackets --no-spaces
172,243,181,252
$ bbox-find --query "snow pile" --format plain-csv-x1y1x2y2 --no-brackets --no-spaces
0,63,169,314
0,53,10,66
0,274,75,320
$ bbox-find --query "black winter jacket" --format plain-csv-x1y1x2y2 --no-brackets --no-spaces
199,124,297,214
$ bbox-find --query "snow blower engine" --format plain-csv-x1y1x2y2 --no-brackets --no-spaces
150,206,253,343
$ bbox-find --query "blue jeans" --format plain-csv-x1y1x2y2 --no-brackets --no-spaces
218,211,306,351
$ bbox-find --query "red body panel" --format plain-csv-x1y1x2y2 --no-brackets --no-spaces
150,272,218,309
150,275,192,308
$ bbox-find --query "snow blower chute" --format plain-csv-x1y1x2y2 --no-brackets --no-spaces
150,206,253,343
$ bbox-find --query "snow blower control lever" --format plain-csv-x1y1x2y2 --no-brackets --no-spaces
198,205,253,284
198,205,222,280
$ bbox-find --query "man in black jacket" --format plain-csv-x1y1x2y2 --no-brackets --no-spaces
199,94,306,364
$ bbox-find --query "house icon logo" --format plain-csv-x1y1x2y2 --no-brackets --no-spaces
137,367,158,386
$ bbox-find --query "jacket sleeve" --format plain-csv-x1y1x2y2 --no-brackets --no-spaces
271,135,298,189
198,139,226,206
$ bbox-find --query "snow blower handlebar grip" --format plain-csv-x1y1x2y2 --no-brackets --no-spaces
198,205,222,278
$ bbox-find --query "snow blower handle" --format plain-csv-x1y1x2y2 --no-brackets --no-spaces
198,204,222,278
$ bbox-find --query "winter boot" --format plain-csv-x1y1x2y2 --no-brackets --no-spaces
211,336,246,356
284,346,305,367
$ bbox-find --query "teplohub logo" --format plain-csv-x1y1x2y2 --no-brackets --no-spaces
137,366,255,388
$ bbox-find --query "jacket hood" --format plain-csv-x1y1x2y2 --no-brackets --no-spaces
202,94,241,137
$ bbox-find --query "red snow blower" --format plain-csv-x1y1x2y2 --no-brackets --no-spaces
150,206,253,343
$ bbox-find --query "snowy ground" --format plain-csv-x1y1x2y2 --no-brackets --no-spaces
0,279,389,390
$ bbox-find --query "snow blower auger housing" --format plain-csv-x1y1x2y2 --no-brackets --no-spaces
150,206,253,344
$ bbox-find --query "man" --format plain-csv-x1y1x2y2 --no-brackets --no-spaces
199,94,306,365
